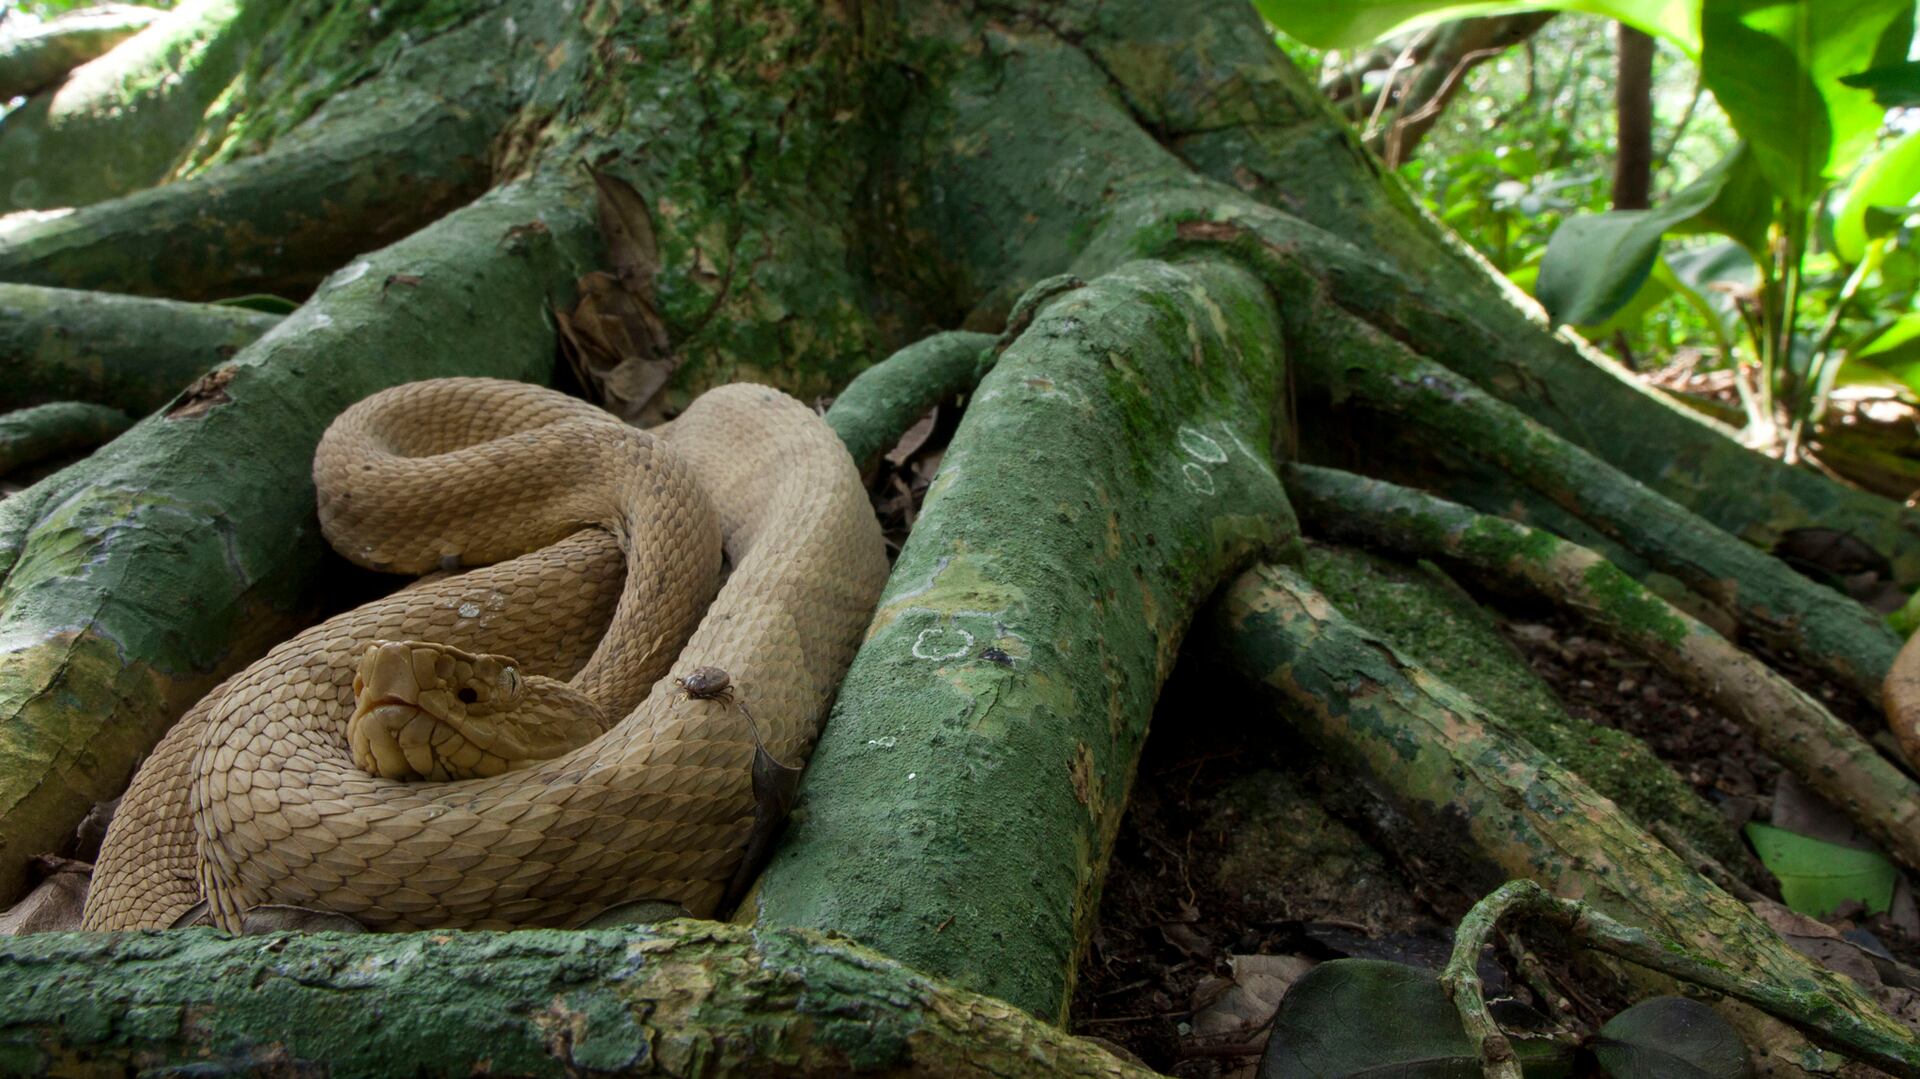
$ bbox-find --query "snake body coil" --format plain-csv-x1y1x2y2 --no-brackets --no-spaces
84,378,887,930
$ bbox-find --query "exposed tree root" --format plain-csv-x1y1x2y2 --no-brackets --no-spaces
0,0,264,212
0,921,1150,1078
0,4,161,100
1209,564,1920,1072
0,283,280,414
1288,463,1920,870
826,330,997,471
754,260,1295,1021
1446,880,1920,1078
0,402,129,478
0,175,600,904
1285,303,1900,706
0,97,500,300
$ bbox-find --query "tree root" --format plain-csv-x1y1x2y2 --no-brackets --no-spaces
0,402,129,478
0,94,500,300
1446,879,1920,1078
0,4,162,100
753,259,1296,1021
1284,303,1901,707
0,174,600,905
0,284,280,414
0,921,1151,1077
0,0,263,213
1287,463,1920,870
1209,564,1920,1073
825,330,997,471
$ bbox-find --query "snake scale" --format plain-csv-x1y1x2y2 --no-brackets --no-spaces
84,378,888,931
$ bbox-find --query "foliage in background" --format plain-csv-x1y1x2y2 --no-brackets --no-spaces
1265,0,1920,465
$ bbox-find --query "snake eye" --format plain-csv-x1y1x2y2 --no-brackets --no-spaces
498,667,521,699
456,687,479,704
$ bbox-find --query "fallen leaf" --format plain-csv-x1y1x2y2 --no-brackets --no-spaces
0,856,89,935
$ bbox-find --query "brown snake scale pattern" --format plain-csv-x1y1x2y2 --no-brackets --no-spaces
83,379,888,931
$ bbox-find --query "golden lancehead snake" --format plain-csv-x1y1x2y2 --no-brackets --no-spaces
84,378,887,931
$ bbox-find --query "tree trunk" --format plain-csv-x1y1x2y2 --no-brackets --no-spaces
1,0,1917,1072
1612,24,1656,211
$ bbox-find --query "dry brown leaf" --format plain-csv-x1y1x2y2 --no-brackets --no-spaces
0,855,90,935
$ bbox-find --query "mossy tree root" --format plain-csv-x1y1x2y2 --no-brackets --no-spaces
825,330,997,471
1446,880,1920,1078
0,4,162,100
0,174,601,906
0,921,1151,1078
1209,564,1920,1072
1283,301,1901,706
753,259,1297,1022
1286,463,1920,869
0,284,280,414
0,0,264,213
0,95,500,301
0,402,131,478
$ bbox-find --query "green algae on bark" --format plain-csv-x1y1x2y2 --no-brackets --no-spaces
0,176,601,905
1283,303,1901,705
0,284,280,414
0,402,131,477
1297,542,1746,872
824,330,996,471
0,921,1152,1078
1211,563,1920,1073
1286,463,1920,872
754,259,1297,1021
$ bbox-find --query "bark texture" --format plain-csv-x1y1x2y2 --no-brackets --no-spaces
0,921,1150,1077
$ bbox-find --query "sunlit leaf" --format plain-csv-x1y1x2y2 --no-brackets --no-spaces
1745,822,1896,917
1250,0,1700,56
1833,128,1920,264
1700,0,1913,213
1535,153,1739,326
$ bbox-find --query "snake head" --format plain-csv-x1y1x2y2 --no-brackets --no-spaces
349,641,528,780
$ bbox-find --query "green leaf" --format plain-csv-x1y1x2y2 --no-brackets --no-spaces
1259,959,1575,1078
213,293,300,315
1841,60,1920,108
1833,128,1920,264
1745,822,1897,917
1250,1,1701,56
1535,153,1740,326
1670,145,1774,257
1851,313,1920,391
1700,0,1914,213
1594,997,1751,1079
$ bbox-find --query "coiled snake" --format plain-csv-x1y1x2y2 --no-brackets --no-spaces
84,379,887,930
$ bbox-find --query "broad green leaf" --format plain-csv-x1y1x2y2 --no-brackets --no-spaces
1834,128,1920,263
1664,241,1758,353
1535,154,1740,326
1594,997,1751,1079
1853,313,1920,378
1841,60,1920,108
1670,144,1773,257
1700,0,1914,213
1745,822,1896,917
1251,1,1700,56
1259,959,1575,1079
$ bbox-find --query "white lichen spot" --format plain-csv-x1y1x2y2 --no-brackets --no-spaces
331,260,373,288
912,625,974,661
1182,462,1216,496
867,736,897,749
1176,425,1228,464
907,772,918,781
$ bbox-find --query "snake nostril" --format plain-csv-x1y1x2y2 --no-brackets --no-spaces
457,687,479,704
